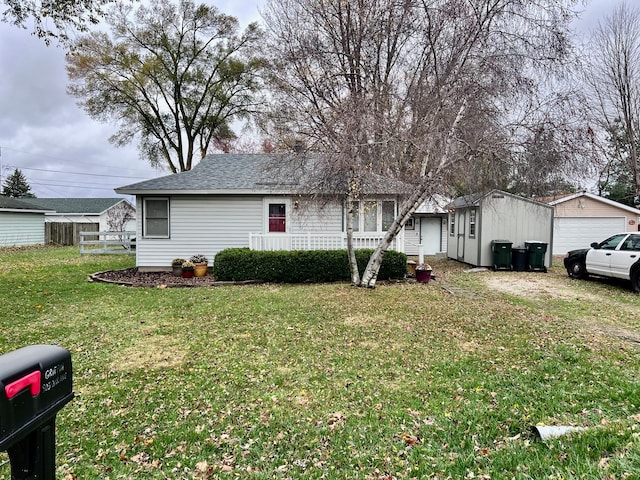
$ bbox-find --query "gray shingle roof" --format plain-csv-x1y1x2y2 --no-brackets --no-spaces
115,154,410,195
115,154,283,194
20,198,130,214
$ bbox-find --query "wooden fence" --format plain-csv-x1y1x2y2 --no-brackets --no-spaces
46,223,99,246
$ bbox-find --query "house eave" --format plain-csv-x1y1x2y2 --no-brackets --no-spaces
114,188,296,196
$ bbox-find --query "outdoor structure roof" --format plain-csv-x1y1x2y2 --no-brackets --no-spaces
450,190,552,209
0,196,52,213
115,154,411,196
20,198,130,215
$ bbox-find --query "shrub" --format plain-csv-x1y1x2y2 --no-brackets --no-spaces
213,248,407,283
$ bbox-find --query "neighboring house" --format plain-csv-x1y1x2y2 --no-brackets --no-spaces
447,190,554,268
0,197,52,247
543,191,640,255
20,198,136,232
404,194,450,256
115,154,414,271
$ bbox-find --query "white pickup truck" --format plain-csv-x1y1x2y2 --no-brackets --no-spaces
564,232,640,293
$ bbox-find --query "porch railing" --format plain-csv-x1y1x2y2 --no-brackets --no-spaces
248,232,404,252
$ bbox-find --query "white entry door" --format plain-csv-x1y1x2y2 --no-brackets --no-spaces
420,217,442,254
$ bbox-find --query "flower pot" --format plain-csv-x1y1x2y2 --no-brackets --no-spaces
416,269,432,283
193,263,208,277
182,270,194,278
172,265,183,277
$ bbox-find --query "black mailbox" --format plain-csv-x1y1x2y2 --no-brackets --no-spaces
0,345,74,480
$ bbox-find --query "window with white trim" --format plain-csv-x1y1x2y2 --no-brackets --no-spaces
449,213,455,236
143,198,169,238
347,200,396,232
469,209,476,238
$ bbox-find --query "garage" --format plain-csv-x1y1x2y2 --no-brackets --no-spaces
552,217,625,254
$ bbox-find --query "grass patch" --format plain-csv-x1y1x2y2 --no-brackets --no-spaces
1,247,640,479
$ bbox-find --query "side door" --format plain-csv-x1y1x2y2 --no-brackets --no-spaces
610,233,640,279
586,233,627,276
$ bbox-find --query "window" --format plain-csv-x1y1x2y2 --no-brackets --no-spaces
350,201,360,232
405,217,415,230
363,201,378,232
143,198,169,238
382,201,395,231
347,200,396,232
599,233,626,250
268,203,286,232
449,213,455,236
469,209,476,238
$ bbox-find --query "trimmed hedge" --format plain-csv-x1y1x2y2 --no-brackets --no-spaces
212,248,407,283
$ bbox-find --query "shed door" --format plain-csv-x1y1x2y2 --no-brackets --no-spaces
457,210,465,260
553,217,625,255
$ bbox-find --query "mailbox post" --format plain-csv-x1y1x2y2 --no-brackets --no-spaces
0,345,74,480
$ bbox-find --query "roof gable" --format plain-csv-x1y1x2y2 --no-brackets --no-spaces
546,191,640,215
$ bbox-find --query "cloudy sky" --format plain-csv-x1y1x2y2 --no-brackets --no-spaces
0,0,621,200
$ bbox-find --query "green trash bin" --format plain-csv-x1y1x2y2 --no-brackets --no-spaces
491,240,512,271
525,241,548,272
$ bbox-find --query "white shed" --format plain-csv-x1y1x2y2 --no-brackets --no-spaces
447,190,554,268
0,197,51,247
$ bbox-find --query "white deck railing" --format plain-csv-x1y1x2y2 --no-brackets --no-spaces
248,232,404,252
80,231,136,255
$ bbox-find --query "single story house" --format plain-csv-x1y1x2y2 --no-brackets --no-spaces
20,198,136,232
0,197,52,247
404,194,450,256
543,191,640,254
447,190,554,268
115,154,420,271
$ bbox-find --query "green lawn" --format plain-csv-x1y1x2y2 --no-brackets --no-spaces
1,247,640,479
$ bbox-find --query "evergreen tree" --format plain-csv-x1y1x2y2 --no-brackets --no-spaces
1,169,36,198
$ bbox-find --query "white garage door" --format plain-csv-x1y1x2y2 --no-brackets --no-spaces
553,217,625,254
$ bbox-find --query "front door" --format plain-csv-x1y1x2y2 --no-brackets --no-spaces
263,198,291,250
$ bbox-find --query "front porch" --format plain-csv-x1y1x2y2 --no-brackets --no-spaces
248,232,405,252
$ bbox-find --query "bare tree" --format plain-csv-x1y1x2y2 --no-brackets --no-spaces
263,0,582,287
106,202,135,231
67,0,264,173
584,1,640,205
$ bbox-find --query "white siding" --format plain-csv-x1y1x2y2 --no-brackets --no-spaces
289,199,343,233
136,195,264,268
405,215,447,256
0,212,45,246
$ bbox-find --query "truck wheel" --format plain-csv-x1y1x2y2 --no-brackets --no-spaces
632,271,640,293
567,259,587,279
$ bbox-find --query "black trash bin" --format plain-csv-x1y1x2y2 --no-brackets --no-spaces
512,247,528,272
525,241,548,272
491,240,513,271
0,345,74,480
